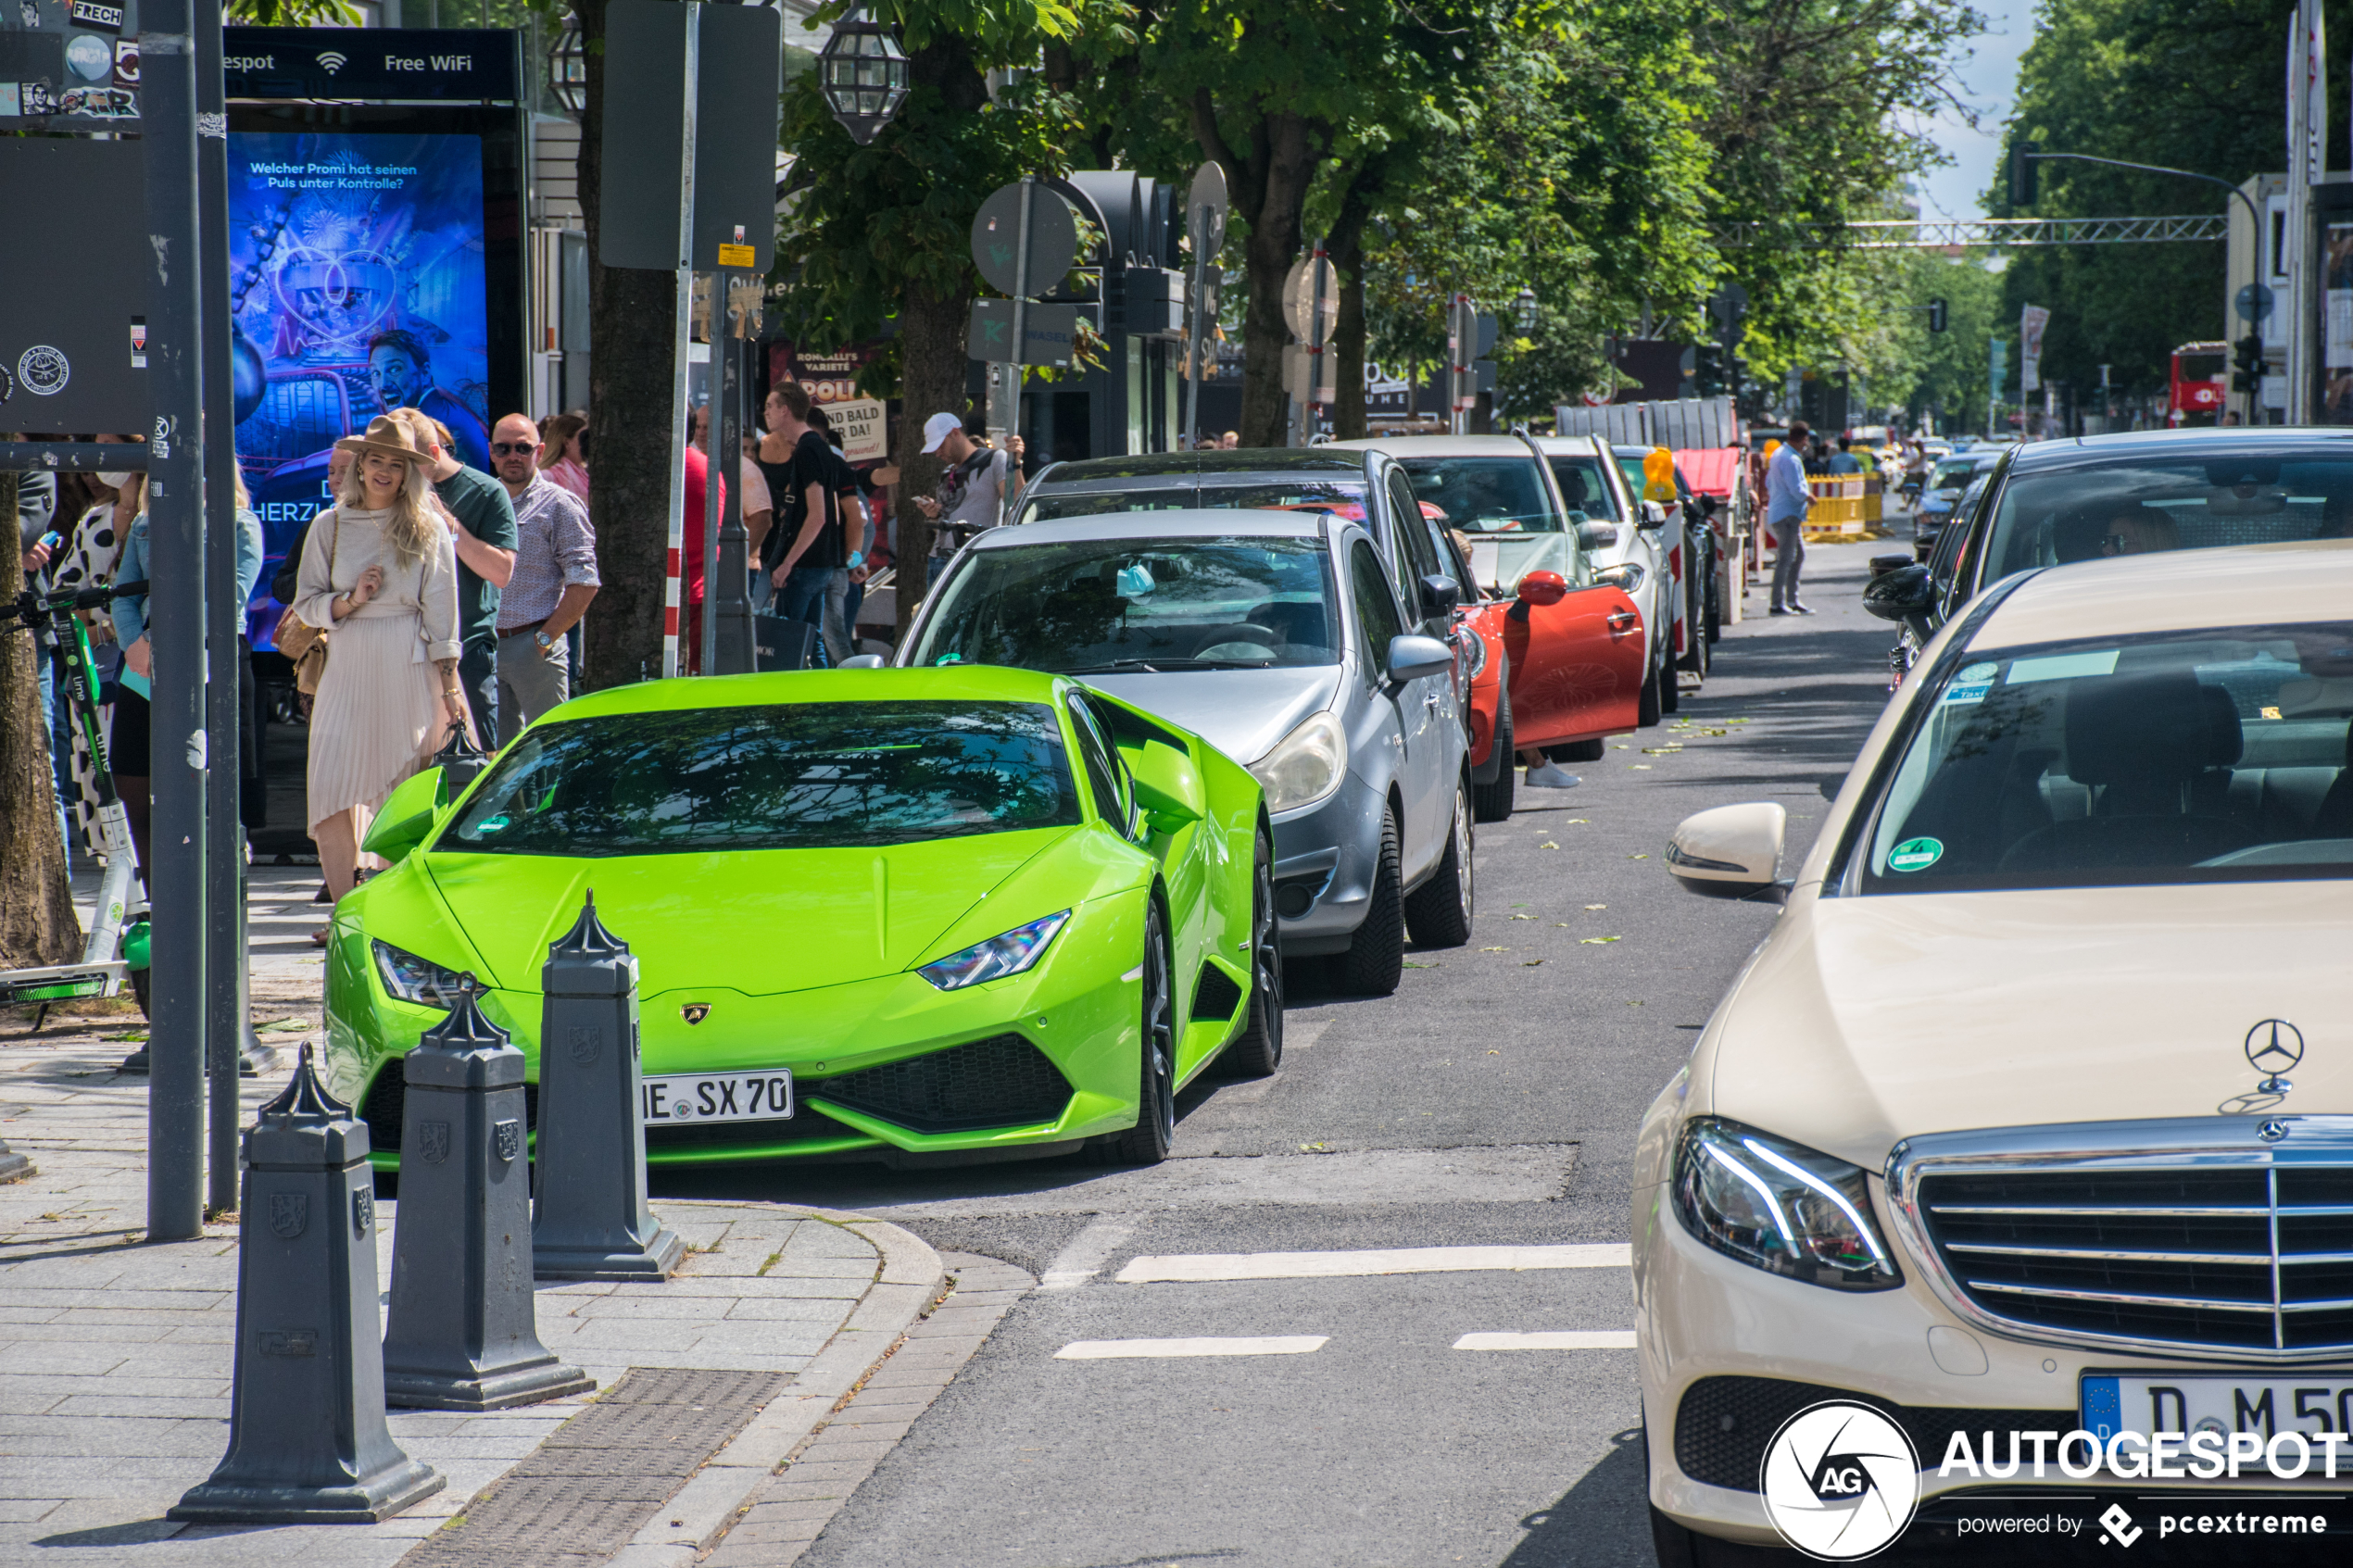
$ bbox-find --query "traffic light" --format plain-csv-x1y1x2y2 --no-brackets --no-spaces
2008,140,2039,207
1928,297,1949,334
2232,333,2265,393
1693,342,1725,396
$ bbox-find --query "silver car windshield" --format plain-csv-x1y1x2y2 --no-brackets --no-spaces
1019,480,1366,525
1395,457,1562,533
912,535,1341,673
1980,449,2353,583
1861,621,2353,892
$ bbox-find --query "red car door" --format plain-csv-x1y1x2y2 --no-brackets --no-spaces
1498,575,1646,746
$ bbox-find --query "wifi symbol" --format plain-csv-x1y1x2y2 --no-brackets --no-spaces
315,50,347,73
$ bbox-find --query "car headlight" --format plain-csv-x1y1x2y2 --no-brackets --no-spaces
1594,561,1646,596
1248,709,1348,814
1458,627,1488,680
1670,1117,1902,1291
372,939,469,1010
916,910,1069,990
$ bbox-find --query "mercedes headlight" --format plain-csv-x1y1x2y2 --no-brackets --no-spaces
1248,710,1347,814
917,910,1069,991
1671,1118,1902,1291
372,939,467,1010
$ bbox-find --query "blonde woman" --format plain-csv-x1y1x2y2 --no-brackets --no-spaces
294,415,468,941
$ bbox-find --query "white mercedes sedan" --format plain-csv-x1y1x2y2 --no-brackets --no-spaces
1638,539,2353,1562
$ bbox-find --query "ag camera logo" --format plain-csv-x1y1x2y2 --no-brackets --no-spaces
1760,1400,1921,1560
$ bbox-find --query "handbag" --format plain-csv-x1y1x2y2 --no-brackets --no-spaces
275,508,342,696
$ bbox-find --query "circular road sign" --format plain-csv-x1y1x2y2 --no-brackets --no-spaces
2235,282,2275,323
1283,255,1340,343
1188,162,1229,248
970,183,1079,299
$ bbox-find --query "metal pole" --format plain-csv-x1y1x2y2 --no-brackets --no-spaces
711,296,753,675
698,269,724,676
196,0,244,1215
141,0,209,1243
1003,176,1035,526
1305,240,1328,443
1183,202,1210,450
661,4,702,678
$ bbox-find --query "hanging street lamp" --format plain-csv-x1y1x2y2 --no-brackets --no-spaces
819,8,910,145
547,13,586,119
1514,287,1539,334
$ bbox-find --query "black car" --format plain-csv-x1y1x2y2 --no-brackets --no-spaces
1911,448,2003,561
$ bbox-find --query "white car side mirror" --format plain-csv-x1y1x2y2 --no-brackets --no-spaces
837,653,887,669
1666,802,1787,901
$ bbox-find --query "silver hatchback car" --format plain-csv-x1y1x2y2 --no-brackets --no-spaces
896,508,1472,997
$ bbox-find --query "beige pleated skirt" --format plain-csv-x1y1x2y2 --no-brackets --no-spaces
307,611,443,834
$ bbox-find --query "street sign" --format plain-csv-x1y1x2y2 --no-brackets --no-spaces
970,182,1078,298
1283,342,1337,403
598,1,782,272
2236,282,2276,322
967,299,1081,365
1188,162,1228,248
1282,255,1339,342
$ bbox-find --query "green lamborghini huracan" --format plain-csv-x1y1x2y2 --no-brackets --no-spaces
321,667,1277,1168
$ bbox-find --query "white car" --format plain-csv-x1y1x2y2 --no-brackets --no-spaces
1639,539,2353,1562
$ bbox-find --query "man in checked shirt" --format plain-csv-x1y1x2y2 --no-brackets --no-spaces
488,412,602,744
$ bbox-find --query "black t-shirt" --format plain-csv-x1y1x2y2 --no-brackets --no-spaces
770,430,854,572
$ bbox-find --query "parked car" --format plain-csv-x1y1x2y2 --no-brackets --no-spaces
1642,537,2353,1561
1613,444,1718,688
1912,448,2003,562
898,508,1469,997
326,668,1274,1171
1524,435,1678,728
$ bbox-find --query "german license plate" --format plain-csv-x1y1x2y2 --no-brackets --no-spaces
2083,1373,2353,1443
640,1070,793,1126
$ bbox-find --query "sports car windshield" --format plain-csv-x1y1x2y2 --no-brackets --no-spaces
1395,458,1562,533
1980,447,2353,582
1018,481,1365,524
441,701,1079,855
1859,621,2353,893
912,535,1340,672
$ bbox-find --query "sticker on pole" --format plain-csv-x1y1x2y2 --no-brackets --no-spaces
1886,837,1943,874
1759,1399,1919,1560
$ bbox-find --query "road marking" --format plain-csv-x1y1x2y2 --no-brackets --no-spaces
1038,1217,1135,1290
1114,1243,1631,1283
1055,1336,1328,1360
1453,1331,1637,1350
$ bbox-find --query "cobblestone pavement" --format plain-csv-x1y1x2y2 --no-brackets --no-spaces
0,982,948,1568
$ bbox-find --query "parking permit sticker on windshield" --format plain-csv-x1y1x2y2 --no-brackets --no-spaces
1887,836,1944,873
1943,663,1996,705
2007,648,2120,684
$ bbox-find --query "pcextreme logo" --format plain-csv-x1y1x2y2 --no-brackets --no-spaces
1759,1400,1922,1561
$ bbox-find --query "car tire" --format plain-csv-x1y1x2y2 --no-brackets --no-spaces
1473,698,1516,822
1403,778,1474,949
1332,804,1404,997
1655,633,1680,715
1108,900,1177,1164
1220,833,1284,1079
1637,636,1663,728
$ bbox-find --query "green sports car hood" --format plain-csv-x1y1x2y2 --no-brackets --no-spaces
418,826,1079,996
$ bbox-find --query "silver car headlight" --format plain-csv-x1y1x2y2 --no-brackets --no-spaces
917,910,1069,990
1670,1117,1902,1291
1248,710,1348,815
372,939,467,1010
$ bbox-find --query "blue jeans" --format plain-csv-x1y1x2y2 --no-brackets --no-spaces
776,566,849,665
40,648,71,864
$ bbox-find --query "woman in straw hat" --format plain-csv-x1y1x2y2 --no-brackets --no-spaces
291,414,468,942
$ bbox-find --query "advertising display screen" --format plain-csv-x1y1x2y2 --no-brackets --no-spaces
225,126,507,646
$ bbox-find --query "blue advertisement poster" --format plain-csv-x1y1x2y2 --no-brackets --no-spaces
226,130,489,644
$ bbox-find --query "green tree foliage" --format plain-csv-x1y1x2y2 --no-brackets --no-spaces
1991,0,2341,403
227,0,359,23
1876,249,2009,432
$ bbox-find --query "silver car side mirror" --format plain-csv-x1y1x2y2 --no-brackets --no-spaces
837,653,887,669
1385,633,1453,684
1666,803,1787,901
1577,521,1621,550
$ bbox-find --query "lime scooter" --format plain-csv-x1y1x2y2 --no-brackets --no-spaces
2,580,153,1017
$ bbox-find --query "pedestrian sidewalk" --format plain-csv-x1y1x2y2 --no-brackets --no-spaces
0,1005,948,1568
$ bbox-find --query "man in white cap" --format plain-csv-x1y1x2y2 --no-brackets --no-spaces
912,411,1018,562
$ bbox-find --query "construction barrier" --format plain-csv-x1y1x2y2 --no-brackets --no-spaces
1802,475,1888,541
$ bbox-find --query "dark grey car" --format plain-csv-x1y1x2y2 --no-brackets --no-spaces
897,508,1471,997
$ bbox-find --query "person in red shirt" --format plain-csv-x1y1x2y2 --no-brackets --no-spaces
677,442,726,674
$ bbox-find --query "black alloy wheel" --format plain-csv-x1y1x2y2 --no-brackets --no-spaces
1333,805,1405,997
1403,778,1474,948
1110,900,1177,1163
1220,833,1284,1078
1473,694,1516,822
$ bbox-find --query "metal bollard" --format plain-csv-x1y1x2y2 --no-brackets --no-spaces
170,1045,443,1524
383,980,594,1411
532,894,684,1280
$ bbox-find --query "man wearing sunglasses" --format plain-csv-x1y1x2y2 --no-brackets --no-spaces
489,413,601,743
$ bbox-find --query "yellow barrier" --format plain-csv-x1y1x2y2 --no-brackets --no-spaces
1802,475,1885,540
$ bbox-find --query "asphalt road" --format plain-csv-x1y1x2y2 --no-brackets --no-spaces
658,538,1904,1568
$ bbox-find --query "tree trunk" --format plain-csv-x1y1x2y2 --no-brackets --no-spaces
1192,98,1318,448
576,0,686,690
1327,173,1378,442
890,33,990,642
0,470,81,971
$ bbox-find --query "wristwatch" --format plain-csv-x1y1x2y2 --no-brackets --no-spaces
534,630,556,652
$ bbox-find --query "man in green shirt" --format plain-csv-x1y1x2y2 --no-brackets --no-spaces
396,409,518,746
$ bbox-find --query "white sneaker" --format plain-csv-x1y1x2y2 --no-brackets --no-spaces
1526,761,1582,789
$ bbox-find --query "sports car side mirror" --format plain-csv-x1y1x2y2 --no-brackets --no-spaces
1418,573,1461,620
1516,571,1568,608
1386,633,1453,684
1125,740,1206,832
362,766,447,866
1666,802,1787,902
